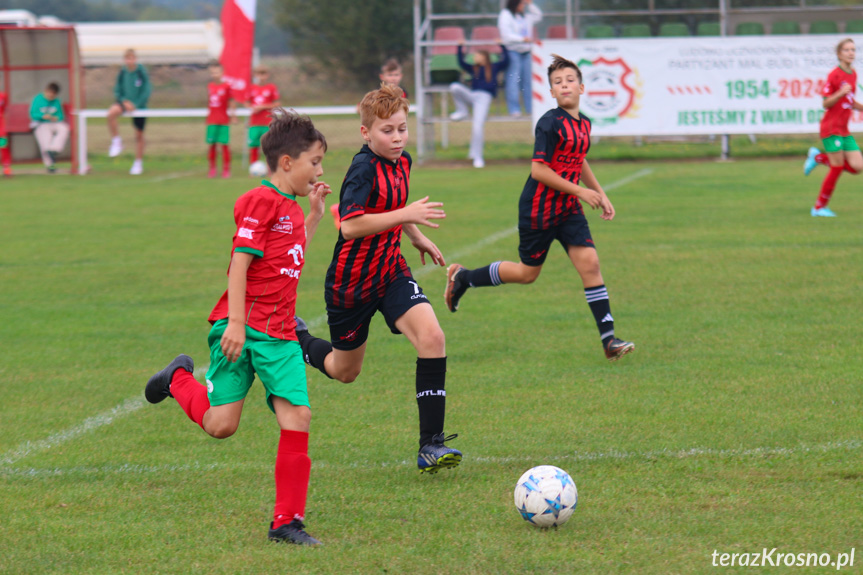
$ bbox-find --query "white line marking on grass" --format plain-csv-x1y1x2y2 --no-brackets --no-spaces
4,439,858,478
0,170,654,468
148,170,199,183
0,397,146,468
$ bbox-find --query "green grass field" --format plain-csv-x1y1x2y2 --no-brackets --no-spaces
1,146,861,574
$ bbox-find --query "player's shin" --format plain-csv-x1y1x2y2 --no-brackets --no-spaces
416,357,447,448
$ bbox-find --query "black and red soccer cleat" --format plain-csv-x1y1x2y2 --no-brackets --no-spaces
145,354,194,404
444,264,468,313
268,518,322,546
604,338,635,362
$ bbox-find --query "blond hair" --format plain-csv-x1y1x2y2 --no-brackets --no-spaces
837,38,855,56
358,83,409,128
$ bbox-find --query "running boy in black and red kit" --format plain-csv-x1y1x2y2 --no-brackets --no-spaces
297,84,462,474
445,54,634,362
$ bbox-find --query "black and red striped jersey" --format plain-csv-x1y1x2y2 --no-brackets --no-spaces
518,107,591,230
325,145,412,308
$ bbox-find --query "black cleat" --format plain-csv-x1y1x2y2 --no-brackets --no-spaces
145,354,194,404
295,316,308,337
268,519,322,546
417,433,463,474
604,338,635,362
444,264,468,313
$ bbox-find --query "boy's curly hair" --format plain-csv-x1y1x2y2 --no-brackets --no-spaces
358,83,410,129
262,108,327,171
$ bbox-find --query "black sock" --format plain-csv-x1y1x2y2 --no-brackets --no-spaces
463,261,503,288
416,357,447,448
298,331,334,379
585,284,614,346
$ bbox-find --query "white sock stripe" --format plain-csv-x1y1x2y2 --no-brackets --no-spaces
600,329,615,340
585,290,609,303
490,261,502,286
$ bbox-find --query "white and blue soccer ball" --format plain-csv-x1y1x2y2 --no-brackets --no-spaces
514,465,578,527
249,160,269,178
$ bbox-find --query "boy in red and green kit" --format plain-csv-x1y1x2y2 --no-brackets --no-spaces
0,90,10,176
145,109,332,545
246,65,281,165
206,62,236,178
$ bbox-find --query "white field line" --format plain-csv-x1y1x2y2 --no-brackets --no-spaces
0,169,653,469
148,170,200,183
2,439,858,478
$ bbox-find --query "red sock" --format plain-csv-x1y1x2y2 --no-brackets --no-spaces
815,165,843,209
208,144,217,169
0,147,10,167
843,161,858,175
249,147,259,163
816,153,829,165
169,370,210,428
222,145,231,168
272,429,311,528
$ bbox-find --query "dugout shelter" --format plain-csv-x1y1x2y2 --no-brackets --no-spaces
0,25,83,170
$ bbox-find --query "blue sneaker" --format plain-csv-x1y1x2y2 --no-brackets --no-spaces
811,207,837,217
804,147,820,176
417,433,462,474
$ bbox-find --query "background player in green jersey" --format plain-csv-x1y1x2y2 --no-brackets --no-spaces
145,109,332,546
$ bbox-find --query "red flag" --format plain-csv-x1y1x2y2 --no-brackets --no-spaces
220,0,256,101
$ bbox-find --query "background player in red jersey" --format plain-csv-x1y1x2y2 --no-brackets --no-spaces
245,65,281,166
0,90,10,176
144,110,332,546
296,84,463,475
803,38,863,217
205,62,236,178
444,54,634,362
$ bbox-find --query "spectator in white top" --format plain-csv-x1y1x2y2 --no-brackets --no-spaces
498,0,543,116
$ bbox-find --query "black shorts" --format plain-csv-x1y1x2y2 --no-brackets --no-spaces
327,274,429,351
116,101,147,131
518,211,595,266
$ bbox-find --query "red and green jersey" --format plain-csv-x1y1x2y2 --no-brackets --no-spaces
820,66,857,139
325,145,412,308
207,82,232,126
208,181,307,340
0,92,6,137
519,107,592,230
247,83,280,127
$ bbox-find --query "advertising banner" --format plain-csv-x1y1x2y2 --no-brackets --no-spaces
532,35,863,136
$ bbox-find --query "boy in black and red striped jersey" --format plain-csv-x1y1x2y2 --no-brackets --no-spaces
297,84,463,474
445,54,634,362
145,110,332,546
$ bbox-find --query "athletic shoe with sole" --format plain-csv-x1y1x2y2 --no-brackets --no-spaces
222,168,231,179
109,137,123,158
295,315,309,337
145,354,194,404
129,160,143,175
604,338,635,362
811,206,837,217
207,167,217,178
2,166,11,177
268,519,322,546
803,147,820,176
473,158,485,168
444,264,468,313
417,433,462,474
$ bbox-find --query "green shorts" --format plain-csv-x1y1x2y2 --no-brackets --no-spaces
0,136,7,148
206,124,231,145
247,125,269,148
822,134,860,153
205,318,309,412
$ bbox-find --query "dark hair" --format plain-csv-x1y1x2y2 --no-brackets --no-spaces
547,53,582,84
262,108,328,172
505,0,522,14
46,82,61,94
473,50,493,83
381,58,401,74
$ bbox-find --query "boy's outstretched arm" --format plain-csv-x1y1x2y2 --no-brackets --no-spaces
222,251,254,363
580,160,615,221
403,224,446,267
305,182,332,244
339,196,445,240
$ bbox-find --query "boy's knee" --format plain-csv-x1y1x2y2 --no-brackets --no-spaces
206,423,238,439
518,266,541,284
333,364,362,384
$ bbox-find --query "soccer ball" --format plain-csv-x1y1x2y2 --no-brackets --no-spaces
514,465,578,528
249,160,268,178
